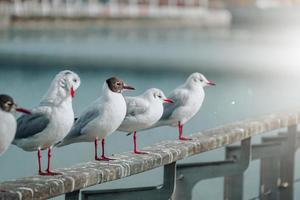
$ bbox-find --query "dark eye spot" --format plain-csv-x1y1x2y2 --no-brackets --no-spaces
158,95,162,98
116,82,121,86
73,78,77,83
200,79,203,82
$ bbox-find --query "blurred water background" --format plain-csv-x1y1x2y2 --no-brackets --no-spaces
1,5,300,200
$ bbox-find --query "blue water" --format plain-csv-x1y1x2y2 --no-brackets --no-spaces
0,24,300,200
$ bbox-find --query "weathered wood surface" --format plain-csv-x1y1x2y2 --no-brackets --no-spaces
0,111,299,200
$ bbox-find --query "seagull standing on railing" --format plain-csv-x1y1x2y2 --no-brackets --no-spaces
118,88,174,154
0,94,31,156
153,72,215,140
13,70,81,176
58,77,135,161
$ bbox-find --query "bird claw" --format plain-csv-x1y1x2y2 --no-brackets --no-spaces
179,136,192,141
95,156,115,161
39,170,62,176
134,150,149,155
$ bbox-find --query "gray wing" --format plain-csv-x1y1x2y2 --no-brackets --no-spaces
125,97,149,117
15,113,50,139
160,89,189,121
66,109,100,138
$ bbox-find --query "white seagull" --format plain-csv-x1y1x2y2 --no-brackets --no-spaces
153,72,215,140
13,70,81,176
58,77,135,161
0,94,31,156
118,88,174,154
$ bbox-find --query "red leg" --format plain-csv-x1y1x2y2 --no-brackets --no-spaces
95,138,115,161
133,131,148,154
37,149,44,175
178,122,192,141
39,147,62,176
94,137,99,160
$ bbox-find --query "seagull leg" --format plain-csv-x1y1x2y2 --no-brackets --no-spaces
95,138,115,161
42,147,62,176
37,149,44,175
94,137,99,160
133,131,148,154
178,122,192,141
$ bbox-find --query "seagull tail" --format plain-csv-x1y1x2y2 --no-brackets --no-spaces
126,132,133,136
55,140,66,147
55,139,73,147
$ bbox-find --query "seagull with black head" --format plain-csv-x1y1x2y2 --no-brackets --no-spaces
0,94,30,156
58,77,135,161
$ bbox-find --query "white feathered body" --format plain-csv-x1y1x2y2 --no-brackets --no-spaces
118,95,164,132
0,110,17,155
13,97,74,151
61,86,127,144
157,84,205,127
13,70,80,151
82,93,126,140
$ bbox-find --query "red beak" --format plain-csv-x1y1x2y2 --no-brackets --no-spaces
207,81,216,86
123,85,135,90
163,98,174,103
16,108,31,115
70,86,75,98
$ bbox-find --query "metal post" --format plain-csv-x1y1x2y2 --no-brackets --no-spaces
279,125,297,199
174,138,251,200
223,139,250,200
65,190,80,200
82,162,176,200
260,157,280,200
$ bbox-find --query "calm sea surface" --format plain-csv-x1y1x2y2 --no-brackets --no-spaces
0,20,300,199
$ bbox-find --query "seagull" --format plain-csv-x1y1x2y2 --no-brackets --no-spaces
58,77,135,161
153,72,215,140
118,88,174,154
0,94,31,156
13,70,81,176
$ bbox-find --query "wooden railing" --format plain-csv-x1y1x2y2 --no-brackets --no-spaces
0,110,299,200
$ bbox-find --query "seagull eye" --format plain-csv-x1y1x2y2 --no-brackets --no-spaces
116,82,121,86
73,78,77,83
200,79,203,82
158,95,162,98
5,102,12,107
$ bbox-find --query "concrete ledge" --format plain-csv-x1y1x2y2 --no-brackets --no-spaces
0,111,299,199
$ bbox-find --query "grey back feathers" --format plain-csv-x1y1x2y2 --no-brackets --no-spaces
64,109,100,139
15,113,50,139
160,90,188,121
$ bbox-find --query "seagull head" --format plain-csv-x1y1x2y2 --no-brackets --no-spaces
41,70,81,105
187,72,216,88
56,70,81,99
144,88,174,104
0,94,31,114
58,70,81,98
106,77,135,93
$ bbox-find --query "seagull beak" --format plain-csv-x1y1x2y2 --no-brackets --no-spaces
163,98,174,103
70,86,75,98
16,107,31,114
123,85,135,90
207,81,216,86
